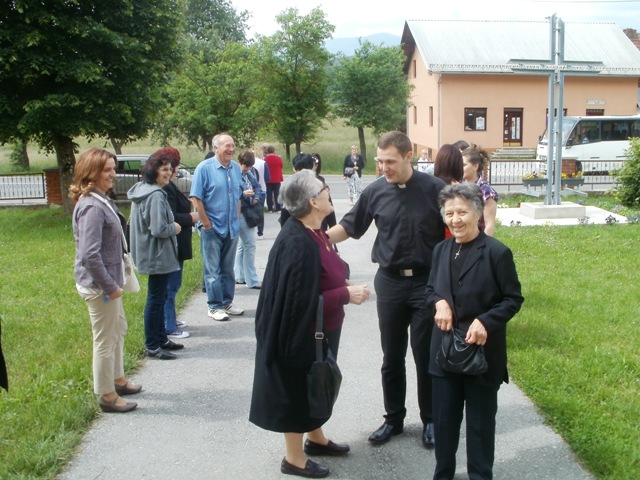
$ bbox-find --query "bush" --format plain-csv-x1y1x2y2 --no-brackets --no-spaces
612,137,640,207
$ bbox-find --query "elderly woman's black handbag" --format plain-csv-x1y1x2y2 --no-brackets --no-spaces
307,296,342,418
437,327,488,376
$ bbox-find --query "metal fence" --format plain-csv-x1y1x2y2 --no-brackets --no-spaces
488,159,620,191
0,173,46,201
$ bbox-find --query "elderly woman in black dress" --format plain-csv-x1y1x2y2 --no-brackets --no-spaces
250,170,370,478
427,183,524,480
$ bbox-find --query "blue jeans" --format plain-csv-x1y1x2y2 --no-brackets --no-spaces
234,215,261,288
164,260,184,333
145,273,170,350
201,227,238,309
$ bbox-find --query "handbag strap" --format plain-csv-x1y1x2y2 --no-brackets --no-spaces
314,295,324,362
89,192,128,252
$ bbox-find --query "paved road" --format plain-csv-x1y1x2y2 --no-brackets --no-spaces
58,181,593,480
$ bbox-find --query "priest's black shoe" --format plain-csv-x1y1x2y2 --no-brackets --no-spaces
422,422,435,449
304,439,350,456
368,423,403,445
280,457,329,478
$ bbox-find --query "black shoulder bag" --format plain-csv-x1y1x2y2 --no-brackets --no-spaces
307,296,342,418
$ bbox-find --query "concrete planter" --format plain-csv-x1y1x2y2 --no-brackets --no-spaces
522,178,548,188
561,178,585,188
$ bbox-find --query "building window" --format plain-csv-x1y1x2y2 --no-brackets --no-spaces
429,106,433,127
586,109,604,116
413,59,417,78
413,106,418,124
464,108,486,131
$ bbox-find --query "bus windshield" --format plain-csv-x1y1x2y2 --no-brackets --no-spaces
539,117,578,146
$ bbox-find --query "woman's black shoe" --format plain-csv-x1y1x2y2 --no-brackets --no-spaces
304,439,350,456
280,458,329,478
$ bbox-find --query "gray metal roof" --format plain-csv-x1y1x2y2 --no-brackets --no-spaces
403,20,640,75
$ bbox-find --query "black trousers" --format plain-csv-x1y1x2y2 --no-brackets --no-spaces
374,269,433,426
432,375,499,480
266,183,281,212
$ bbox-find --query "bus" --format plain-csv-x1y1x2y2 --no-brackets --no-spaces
536,115,640,165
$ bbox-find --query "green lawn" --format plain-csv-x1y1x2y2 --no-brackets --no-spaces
0,206,203,479
0,198,639,479
499,224,640,480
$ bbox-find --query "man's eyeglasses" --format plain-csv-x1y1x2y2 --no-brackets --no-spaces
315,184,330,197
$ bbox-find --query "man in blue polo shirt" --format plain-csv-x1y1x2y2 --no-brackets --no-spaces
190,134,244,321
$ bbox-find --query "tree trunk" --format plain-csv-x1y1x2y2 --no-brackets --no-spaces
358,127,367,169
285,144,291,162
205,134,214,153
109,137,124,154
20,139,29,169
295,142,302,157
51,134,77,214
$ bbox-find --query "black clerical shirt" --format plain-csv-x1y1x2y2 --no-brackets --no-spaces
340,171,446,271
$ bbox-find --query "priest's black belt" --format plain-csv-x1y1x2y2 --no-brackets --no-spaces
380,266,429,278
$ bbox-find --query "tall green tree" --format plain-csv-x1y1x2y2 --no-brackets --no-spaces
332,40,412,162
158,42,263,152
182,0,249,58
153,0,258,151
258,8,334,159
0,0,181,212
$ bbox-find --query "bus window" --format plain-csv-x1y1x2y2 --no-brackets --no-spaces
578,120,600,144
631,120,640,138
602,121,630,141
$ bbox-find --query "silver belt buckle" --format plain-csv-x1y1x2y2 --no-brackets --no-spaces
400,269,413,277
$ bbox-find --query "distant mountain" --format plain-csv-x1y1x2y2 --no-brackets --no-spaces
325,33,402,56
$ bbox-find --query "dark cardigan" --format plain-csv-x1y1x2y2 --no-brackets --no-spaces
163,181,193,261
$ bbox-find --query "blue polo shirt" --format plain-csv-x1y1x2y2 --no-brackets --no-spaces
190,156,243,238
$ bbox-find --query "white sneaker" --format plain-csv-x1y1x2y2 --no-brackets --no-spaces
167,329,190,339
257,234,264,240
176,320,188,328
208,308,230,321
224,303,244,316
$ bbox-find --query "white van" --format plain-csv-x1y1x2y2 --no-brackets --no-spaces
536,115,640,162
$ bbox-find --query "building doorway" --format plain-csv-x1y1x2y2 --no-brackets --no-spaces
503,108,523,146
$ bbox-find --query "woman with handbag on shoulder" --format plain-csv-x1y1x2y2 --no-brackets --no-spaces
70,148,142,413
426,183,524,480
250,170,370,479
343,145,364,205
235,151,263,289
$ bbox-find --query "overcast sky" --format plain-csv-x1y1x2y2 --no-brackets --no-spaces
231,0,640,38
